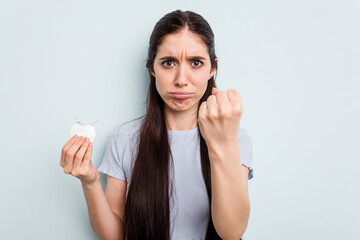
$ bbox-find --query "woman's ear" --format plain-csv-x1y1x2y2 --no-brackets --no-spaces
209,67,216,79
150,69,156,78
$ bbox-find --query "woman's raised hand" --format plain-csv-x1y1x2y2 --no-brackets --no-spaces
198,87,243,151
60,135,100,185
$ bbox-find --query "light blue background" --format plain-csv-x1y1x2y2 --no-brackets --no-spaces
1,0,359,239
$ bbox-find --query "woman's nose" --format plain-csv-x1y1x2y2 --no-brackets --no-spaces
174,65,188,86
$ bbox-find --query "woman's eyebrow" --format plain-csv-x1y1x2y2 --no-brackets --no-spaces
159,56,177,61
188,56,207,60
158,55,207,61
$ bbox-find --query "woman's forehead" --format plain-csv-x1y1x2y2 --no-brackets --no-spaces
156,30,209,58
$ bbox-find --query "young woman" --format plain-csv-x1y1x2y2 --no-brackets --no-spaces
60,10,253,240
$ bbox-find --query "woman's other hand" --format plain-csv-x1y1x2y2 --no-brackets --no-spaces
60,135,100,185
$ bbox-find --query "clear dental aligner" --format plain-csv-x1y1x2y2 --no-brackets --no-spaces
69,116,97,143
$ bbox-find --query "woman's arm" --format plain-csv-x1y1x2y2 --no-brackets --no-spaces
208,142,250,240
81,179,124,240
198,88,250,239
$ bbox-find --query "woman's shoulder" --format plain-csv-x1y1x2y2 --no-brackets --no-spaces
108,116,145,140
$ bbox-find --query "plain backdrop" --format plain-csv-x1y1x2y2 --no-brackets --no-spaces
0,0,359,239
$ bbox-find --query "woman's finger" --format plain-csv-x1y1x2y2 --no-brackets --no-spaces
63,137,86,172
215,89,229,107
60,135,79,166
206,95,218,118
198,101,207,121
81,141,93,168
227,89,243,115
227,88,242,104
212,87,219,95
72,138,90,173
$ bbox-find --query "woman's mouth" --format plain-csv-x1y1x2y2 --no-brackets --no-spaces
170,92,193,100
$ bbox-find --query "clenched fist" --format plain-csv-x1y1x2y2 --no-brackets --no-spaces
198,87,243,152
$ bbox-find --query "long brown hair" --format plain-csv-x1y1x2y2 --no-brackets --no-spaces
124,10,220,239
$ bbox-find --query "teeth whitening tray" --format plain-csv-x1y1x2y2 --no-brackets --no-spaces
69,116,97,143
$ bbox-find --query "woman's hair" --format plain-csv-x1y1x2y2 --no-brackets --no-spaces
124,10,220,239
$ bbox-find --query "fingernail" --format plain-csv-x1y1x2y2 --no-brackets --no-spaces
85,137,89,143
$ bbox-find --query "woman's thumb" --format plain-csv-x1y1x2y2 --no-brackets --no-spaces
212,87,219,95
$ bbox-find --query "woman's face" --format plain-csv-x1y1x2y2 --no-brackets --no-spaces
151,29,216,115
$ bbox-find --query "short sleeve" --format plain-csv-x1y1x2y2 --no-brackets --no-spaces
97,128,127,181
238,128,254,180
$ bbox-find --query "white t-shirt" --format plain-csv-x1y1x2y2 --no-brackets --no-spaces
97,116,254,239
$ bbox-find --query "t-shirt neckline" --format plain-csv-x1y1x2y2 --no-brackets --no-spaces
167,127,198,135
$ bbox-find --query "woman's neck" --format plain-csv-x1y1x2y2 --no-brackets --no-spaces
164,104,198,131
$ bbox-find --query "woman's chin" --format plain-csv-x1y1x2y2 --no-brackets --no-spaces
166,101,196,113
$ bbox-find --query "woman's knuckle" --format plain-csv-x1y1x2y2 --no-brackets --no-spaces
234,105,242,114
219,107,228,116
66,151,73,159
209,112,217,119
223,111,231,119
75,152,83,160
218,111,224,118
229,88,237,94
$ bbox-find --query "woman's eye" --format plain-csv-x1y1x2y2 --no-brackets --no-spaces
192,60,202,67
163,61,174,67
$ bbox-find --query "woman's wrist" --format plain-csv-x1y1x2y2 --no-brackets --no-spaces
81,178,101,190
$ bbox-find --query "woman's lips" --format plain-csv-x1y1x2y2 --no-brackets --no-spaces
170,92,192,100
